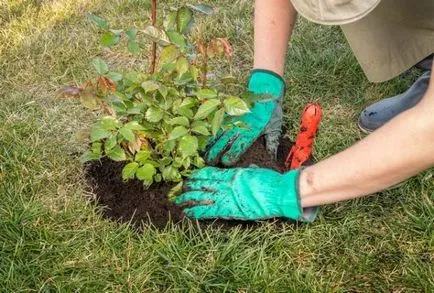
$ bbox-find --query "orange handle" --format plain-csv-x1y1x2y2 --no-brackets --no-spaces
285,103,323,170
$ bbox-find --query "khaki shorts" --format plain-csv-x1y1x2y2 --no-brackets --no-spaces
340,0,434,82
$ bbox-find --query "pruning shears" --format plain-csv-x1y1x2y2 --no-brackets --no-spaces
285,103,323,170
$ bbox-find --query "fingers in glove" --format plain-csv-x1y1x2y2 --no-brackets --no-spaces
263,102,283,158
183,205,219,219
175,191,215,208
220,129,261,166
204,130,240,165
189,166,234,181
184,178,232,195
202,130,224,156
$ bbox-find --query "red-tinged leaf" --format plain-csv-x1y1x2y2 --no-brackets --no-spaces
98,76,116,94
217,38,233,61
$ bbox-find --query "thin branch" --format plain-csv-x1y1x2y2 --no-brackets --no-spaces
197,30,207,88
150,0,157,74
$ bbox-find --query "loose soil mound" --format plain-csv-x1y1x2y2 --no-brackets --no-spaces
85,136,296,229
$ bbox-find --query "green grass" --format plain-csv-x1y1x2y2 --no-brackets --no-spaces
1,0,433,291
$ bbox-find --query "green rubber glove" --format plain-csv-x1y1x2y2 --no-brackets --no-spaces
176,166,317,222
204,69,285,166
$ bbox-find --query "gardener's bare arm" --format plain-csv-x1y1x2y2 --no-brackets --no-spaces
300,65,434,208
203,0,297,165
253,0,297,75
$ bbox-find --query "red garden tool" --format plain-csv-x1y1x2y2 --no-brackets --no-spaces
285,103,323,170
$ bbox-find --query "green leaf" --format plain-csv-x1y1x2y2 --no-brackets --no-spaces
164,11,177,31
194,99,221,120
177,108,194,119
91,142,102,155
193,156,205,168
211,108,225,135
180,97,196,109
127,103,146,114
178,135,198,156
92,58,109,75
87,14,109,30
168,126,189,140
100,32,120,47
154,173,162,183
79,151,101,163
80,93,100,110
90,127,111,142
190,66,199,81
124,121,145,130
145,107,164,122
198,136,209,150
127,40,141,54
105,135,117,152
158,45,180,65
100,116,120,130
136,163,157,181
176,57,189,76
119,127,135,142
223,96,250,116
158,85,168,98
168,181,183,201
163,140,176,152
174,72,193,86
107,146,126,161
162,166,181,181
106,71,122,82
124,71,140,83
187,4,215,15
141,80,161,92
191,121,210,136
168,116,190,127
196,88,218,99
135,150,151,163
180,156,191,169
126,28,138,39
142,25,170,45
161,63,176,74
122,162,139,180
176,7,193,34
159,157,172,167
167,31,186,48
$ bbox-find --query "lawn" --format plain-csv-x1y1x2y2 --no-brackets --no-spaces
1,0,433,291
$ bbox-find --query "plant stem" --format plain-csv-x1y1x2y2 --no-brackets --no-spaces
197,31,207,88
150,0,157,74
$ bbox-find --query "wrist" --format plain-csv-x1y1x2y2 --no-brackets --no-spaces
278,169,303,219
248,69,286,97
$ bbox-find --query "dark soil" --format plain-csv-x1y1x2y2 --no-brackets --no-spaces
85,136,297,230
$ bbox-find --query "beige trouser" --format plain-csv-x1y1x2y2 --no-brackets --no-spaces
340,0,434,82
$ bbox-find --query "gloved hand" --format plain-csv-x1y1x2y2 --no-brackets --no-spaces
175,166,317,222
204,69,285,166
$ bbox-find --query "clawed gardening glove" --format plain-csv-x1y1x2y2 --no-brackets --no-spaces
204,69,285,166
176,166,317,222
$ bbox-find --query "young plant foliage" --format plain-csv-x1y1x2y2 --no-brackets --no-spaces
78,4,255,188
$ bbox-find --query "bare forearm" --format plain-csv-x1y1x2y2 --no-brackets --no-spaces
300,71,434,207
253,0,296,75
